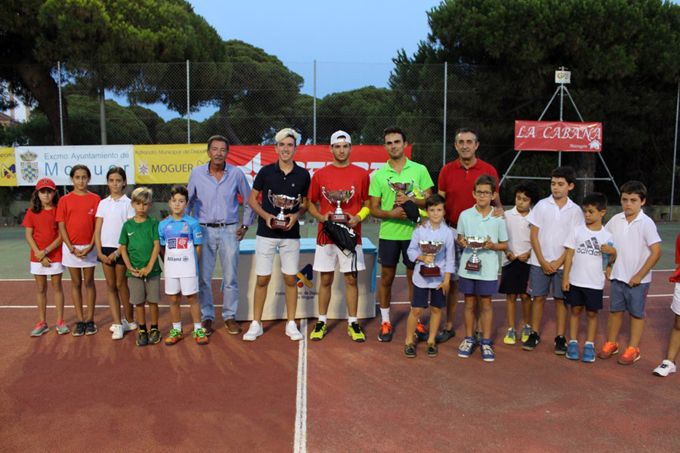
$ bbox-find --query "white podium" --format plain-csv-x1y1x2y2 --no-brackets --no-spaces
234,238,377,321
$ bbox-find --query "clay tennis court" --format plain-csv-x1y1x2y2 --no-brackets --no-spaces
1,265,679,452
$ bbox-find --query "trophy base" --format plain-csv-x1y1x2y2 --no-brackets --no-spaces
420,266,441,278
465,262,482,272
272,219,288,229
331,213,349,223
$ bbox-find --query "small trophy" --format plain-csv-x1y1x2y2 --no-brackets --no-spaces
465,236,486,272
418,240,444,277
322,186,355,223
268,190,301,229
387,178,415,209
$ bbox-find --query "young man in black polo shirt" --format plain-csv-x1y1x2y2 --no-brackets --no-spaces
245,128,311,341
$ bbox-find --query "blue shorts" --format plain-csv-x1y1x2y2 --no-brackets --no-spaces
528,265,565,299
458,276,497,296
412,285,446,309
565,284,603,311
609,279,650,318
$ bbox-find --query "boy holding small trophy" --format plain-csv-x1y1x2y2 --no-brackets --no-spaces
404,194,455,358
456,175,508,362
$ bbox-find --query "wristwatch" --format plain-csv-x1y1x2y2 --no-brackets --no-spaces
239,225,248,230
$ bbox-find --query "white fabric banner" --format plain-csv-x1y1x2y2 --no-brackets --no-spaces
15,145,134,186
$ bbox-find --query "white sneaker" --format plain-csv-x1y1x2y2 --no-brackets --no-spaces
243,321,263,341
109,319,137,332
285,321,303,341
653,359,677,377
111,324,124,340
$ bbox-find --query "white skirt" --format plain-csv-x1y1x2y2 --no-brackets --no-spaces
30,261,64,275
61,244,98,268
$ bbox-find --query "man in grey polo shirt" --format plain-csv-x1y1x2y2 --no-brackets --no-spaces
187,135,255,336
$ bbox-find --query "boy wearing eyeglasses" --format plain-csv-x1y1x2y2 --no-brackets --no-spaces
456,174,508,362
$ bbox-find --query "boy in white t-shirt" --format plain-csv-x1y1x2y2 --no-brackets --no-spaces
159,185,207,346
499,181,539,345
561,193,615,363
523,166,584,354
599,181,661,365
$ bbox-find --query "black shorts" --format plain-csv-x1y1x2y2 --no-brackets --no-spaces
411,285,446,309
97,246,124,266
565,284,603,311
378,239,415,269
498,260,530,295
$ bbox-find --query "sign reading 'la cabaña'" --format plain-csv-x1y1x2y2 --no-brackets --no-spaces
514,120,603,152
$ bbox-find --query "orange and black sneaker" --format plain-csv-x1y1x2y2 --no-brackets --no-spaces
165,329,184,346
194,328,210,346
415,322,428,342
597,341,619,359
617,347,640,365
378,322,393,342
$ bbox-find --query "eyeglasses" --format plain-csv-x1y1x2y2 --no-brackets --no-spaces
475,190,493,196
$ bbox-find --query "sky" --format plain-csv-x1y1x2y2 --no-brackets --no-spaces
191,0,442,97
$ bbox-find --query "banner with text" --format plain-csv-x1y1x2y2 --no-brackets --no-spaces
515,121,603,152
15,145,134,186
0,148,16,187
133,144,410,184
134,144,208,184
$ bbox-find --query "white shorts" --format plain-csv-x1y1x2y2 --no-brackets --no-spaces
165,276,199,296
672,283,680,316
30,261,64,276
313,244,366,273
61,244,97,268
255,236,300,276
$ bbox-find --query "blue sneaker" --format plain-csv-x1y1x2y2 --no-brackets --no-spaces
582,343,596,363
458,337,476,358
481,339,495,362
566,341,579,360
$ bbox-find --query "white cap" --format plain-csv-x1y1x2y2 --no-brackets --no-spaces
330,130,351,145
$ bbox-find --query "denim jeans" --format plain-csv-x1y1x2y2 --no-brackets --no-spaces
198,224,240,321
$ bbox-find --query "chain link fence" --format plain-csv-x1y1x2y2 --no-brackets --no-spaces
1,61,679,225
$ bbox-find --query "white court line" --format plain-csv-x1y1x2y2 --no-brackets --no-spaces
294,318,308,453
1,269,678,283
0,294,674,310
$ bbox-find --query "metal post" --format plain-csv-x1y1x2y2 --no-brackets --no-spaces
313,60,317,145
442,62,448,166
186,60,191,144
57,61,64,146
671,80,680,221
558,85,564,166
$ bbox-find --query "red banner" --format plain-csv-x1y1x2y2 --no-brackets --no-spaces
226,145,411,185
514,121,602,152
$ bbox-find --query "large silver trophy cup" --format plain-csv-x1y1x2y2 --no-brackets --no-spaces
387,178,415,209
268,190,301,230
322,186,355,223
418,240,444,277
465,235,486,272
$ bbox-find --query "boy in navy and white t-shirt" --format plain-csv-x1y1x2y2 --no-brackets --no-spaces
561,193,615,363
159,185,207,346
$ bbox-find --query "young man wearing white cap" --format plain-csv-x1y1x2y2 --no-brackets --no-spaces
306,130,371,342
245,128,310,341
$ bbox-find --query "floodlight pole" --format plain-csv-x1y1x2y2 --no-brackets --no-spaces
442,62,448,167
671,80,680,221
313,60,317,145
187,60,191,144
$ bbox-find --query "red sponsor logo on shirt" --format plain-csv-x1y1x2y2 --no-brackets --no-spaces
176,237,188,249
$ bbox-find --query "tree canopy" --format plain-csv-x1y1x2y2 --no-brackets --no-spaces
391,0,680,202
0,0,224,144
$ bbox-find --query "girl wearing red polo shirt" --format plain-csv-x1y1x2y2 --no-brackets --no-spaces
57,165,101,337
23,178,69,337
